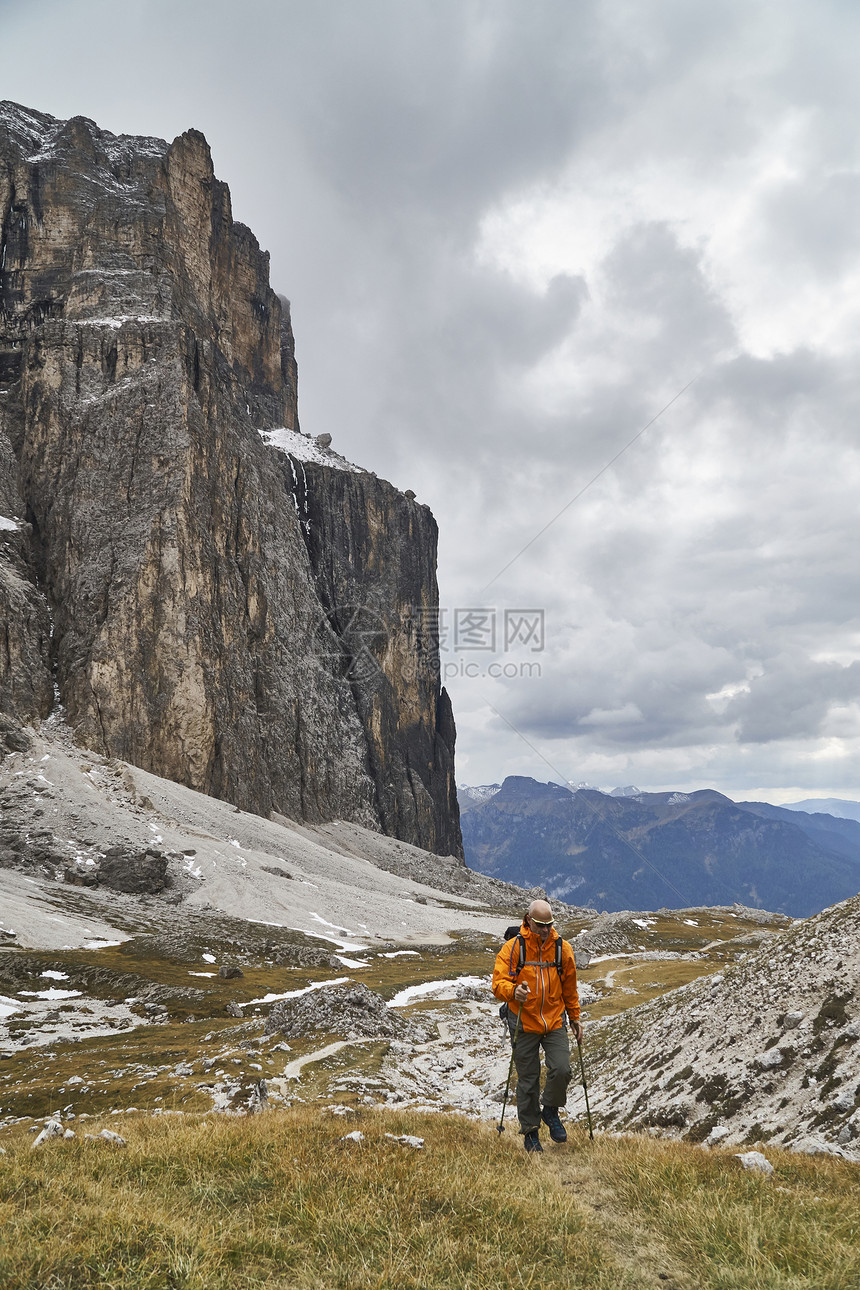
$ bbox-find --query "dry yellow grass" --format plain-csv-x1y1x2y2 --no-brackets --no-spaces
2,1109,859,1290
0,1109,625,1290
555,1130,860,1290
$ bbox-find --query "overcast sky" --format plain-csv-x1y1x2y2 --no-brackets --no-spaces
5,0,860,803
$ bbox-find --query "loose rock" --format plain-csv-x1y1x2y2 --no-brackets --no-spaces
385,1133,424,1149
734,1151,774,1175
98,847,167,895
31,1120,64,1148
265,982,433,1042
86,1129,127,1146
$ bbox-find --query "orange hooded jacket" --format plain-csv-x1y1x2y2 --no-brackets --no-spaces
492,922,580,1034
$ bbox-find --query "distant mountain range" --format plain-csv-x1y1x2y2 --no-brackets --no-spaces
782,797,860,824
458,777,860,917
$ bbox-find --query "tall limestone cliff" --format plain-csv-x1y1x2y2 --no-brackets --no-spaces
0,101,461,858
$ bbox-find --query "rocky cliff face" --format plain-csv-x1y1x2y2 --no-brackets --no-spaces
0,101,461,857
289,452,460,857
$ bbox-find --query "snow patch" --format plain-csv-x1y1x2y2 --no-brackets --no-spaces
18,988,82,1001
75,315,166,329
388,975,486,1008
248,977,350,1005
258,427,365,474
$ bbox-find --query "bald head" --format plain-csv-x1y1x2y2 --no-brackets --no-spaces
526,900,554,943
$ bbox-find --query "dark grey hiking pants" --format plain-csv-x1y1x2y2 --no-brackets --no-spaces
509,1024,572,1134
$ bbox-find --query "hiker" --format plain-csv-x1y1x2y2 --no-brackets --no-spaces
492,898,582,1153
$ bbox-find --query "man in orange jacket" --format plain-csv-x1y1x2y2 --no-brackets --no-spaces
492,898,582,1152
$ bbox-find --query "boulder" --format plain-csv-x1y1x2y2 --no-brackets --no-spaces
265,982,428,1041
385,1133,424,1149
0,715,32,754
735,1151,774,1175
86,1129,127,1146
248,1080,268,1113
31,1120,65,1148
704,1125,731,1147
98,846,167,894
63,865,99,887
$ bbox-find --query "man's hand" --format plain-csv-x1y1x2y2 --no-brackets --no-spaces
571,1019,584,1044
513,982,529,1003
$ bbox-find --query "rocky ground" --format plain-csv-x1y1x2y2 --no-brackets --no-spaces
575,894,860,1160
0,718,576,1127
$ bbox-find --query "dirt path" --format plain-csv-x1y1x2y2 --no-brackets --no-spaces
545,1138,700,1290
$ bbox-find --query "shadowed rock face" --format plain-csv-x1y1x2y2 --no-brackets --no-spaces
287,459,461,859
0,101,462,857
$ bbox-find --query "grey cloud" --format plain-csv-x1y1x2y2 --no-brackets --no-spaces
288,2,607,222
492,626,739,749
601,222,736,361
728,659,860,743
448,272,588,371
761,173,860,279
702,350,838,416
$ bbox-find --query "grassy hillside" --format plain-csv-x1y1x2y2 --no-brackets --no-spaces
1,1108,858,1289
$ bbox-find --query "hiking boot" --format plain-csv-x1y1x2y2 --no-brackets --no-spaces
541,1106,567,1143
524,1129,543,1153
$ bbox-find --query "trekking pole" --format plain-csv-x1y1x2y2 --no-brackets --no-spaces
575,1030,594,1141
497,1005,522,1135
